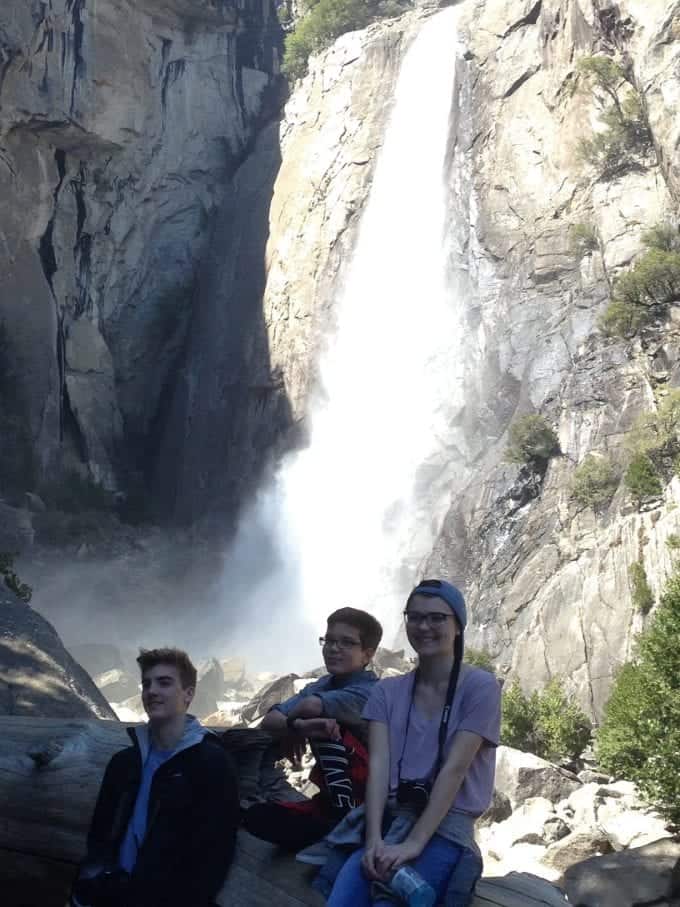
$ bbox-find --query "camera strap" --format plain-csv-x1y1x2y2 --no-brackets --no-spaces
435,643,462,775
397,636,463,784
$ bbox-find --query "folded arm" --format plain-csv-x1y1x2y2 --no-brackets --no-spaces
260,695,325,737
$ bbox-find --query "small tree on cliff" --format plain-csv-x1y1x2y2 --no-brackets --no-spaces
282,0,411,80
571,454,619,508
576,55,654,179
505,414,560,467
601,224,680,337
597,568,680,827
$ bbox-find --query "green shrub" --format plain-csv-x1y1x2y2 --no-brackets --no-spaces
666,533,680,550
624,454,662,503
534,679,593,763
626,390,680,465
282,0,410,80
501,679,592,763
616,248,680,308
0,552,32,603
597,568,680,826
599,299,645,337
505,414,559,466
601,225,680,337
570,222,599,256
501,681,538,752
642,223,679,253
576,56,653,179
464,648,494,672
571,455,618,508
629,561,654,614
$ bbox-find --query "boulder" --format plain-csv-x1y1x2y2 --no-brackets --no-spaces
94,669,139,703
472,872,568,907
482,842,558,883
542,829,613,874
193,658,225,719
597,799,671,850
220,657,248,688
479,788,513,827
577,770,610,785
559,780,672,850
558,782,603,827
486,797,557,855
542,817,570,845
562,838,680,907
241,674,300,724
373,647,412,675
112,693,144,722
494,747,581,808
0,587,115,719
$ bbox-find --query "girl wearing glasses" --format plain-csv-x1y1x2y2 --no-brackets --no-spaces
326,579,501,906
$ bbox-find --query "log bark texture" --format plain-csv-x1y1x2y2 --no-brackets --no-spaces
0,716,322,907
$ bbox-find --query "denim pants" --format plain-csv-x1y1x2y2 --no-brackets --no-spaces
326,834,464,906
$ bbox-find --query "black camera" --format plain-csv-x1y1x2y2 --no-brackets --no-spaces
396,779,432,814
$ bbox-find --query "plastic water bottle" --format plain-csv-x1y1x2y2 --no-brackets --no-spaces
389,865,437,907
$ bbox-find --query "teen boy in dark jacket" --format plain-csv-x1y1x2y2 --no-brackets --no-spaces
72,648,239,907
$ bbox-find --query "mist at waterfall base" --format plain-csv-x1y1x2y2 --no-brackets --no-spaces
213,6,466,674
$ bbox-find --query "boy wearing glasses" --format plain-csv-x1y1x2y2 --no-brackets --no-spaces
243,607,383,853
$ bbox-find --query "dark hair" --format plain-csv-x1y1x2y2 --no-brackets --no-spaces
137,647,197,690
327,607,383,650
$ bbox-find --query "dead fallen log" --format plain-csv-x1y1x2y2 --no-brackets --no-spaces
0,716,323,907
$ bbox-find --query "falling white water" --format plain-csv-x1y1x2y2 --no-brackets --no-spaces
216,6,466,669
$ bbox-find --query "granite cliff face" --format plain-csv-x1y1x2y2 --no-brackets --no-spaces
428,0,680,717
0,0,281,498
167,0,680,714
159,14,423,520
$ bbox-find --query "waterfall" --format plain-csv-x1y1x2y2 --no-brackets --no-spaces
218,5,465,669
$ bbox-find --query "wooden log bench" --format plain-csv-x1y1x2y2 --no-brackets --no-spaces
0,716,323,907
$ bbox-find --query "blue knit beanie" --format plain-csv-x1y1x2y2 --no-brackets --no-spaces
408,579,467,631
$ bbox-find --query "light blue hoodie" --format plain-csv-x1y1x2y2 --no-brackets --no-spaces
118,715,209,873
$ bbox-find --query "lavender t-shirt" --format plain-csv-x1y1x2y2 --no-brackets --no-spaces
363,665,501,818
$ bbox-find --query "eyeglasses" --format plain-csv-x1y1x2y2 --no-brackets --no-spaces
403,611,453,627
319,635,362,651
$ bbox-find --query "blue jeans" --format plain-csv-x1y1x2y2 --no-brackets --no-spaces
326,835,463,906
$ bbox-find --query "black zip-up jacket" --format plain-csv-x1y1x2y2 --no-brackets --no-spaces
74,724,239,907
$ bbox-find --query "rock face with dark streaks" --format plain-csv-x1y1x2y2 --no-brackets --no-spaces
0,0,281,500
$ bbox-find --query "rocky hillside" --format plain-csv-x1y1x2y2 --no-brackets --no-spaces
167,0,680,715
